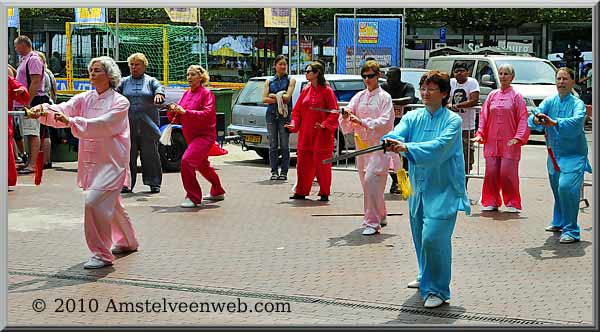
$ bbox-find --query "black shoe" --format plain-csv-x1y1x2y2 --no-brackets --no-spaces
289,194,306,200
43,162,52,169
319,195,329,202
150,186,160,193
270,173,279,180
277,174,287,181
390,184,400,194
121,187,132,193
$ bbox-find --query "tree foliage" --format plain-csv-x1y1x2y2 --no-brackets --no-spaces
19,7,592,28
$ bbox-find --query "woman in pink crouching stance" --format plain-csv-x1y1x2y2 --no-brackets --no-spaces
167,65,226,208
29,56,138,269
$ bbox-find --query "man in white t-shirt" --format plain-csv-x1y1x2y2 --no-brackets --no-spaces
449,62,480,188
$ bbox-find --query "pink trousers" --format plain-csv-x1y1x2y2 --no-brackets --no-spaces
359,171,388,229
84,189,139,263
481,157,522,210
180,136,225,204
295,149,332,196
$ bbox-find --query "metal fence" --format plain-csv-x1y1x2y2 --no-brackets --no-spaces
332,105,485,179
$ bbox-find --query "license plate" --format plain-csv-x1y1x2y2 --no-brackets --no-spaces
243,134,262,144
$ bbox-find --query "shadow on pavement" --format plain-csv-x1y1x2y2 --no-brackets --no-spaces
524,234,592,260
470,211,528,221
52,166,78,173
327,228,396,247
385,291,467,324
148,204,220,213
9,263,115,294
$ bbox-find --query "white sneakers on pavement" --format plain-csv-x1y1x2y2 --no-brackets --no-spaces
505,206,522,213
111,246,138,255
545,225,562,232
481,205,498,211
407,280,420,288
203,194,225,201
83,257,112,269
362,227,378,236
424,294,444,308
180,197,198,208
559,235,577,244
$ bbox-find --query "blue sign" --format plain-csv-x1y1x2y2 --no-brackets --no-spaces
439,27,447,43
336,17,402,74
8,8,19,28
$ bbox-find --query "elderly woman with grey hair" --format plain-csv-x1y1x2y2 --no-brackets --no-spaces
472,64,530,213
117,52,165,194
28,56,139,269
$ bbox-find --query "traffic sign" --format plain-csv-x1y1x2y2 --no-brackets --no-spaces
439,27,447,43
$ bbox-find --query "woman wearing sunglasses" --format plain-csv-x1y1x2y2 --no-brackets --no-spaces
339,60,399,235
285,61,339,201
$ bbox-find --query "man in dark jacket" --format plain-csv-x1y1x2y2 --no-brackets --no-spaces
380,67,416,195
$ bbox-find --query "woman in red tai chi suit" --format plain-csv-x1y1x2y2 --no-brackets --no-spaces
285,61,339,201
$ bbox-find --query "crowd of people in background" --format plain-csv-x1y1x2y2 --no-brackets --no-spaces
6,33,592,310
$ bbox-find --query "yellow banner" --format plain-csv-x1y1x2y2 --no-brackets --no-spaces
264,8,297,28
164,8,199,23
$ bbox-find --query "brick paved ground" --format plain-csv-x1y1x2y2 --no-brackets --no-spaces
6,133,594,327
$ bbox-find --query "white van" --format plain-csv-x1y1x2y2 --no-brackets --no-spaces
426,55,558,107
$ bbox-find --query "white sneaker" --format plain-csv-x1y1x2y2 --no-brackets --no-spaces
362,227,378,236
83,257,112,269
559,235,577,244
505,206,522,213
424,294,444,308
180,197,198,208
380,218,388,227
481,205,498,211
202,194,225,201
407,280,420,288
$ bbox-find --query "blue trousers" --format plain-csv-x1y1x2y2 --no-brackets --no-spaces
266,114,290,176
549,170,584,240
410,195,457,301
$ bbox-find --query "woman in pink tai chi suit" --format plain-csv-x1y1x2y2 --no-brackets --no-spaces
167,65,226,208
29,56,139,269
472,64,530,213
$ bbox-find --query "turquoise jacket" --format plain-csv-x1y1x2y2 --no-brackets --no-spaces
528,93,592,175
382,106,471,219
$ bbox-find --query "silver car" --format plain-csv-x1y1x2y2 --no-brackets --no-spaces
227,74,373,161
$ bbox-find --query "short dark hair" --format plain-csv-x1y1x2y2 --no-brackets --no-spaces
453,62,469,72
360,60,380,75
273,54,288,67
419,70,451,105
14,35,32,48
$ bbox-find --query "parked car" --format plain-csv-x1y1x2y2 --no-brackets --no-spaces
227,74,375,161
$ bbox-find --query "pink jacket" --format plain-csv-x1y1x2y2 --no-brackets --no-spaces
168,86,216,143
477,87,530,160
39,89,131,190
340,87,400,174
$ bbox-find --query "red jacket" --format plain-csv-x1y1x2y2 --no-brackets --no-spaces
289,84,339,152
8,77,30,136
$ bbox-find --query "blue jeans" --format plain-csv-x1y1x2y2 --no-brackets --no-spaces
266,113,290,175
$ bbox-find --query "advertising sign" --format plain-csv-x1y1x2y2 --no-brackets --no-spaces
336,17,401,74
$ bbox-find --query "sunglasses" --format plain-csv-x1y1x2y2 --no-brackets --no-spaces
361,73,377,79
305,69,318,74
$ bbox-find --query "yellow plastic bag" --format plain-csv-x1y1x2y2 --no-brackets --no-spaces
397,156,412,200
354,133,369,150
